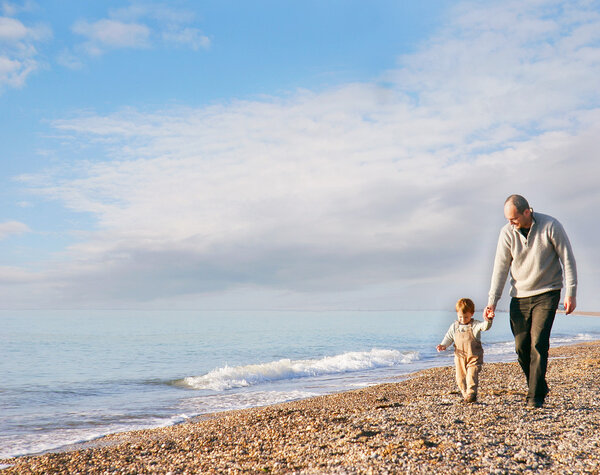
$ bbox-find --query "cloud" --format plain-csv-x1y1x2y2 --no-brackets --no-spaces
1,0,36,17
70,3,210,56
0,220,30,239
56,48,84,70
161,27,210,50
0,14,50,89
110,3,211,50
11,0,600,310
0,15,27,39
72,19,150,54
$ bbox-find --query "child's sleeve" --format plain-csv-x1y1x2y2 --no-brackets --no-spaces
480,318,493,332
473,319,492,339
440,323,455,347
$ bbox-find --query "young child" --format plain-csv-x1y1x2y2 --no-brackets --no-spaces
437,298,494,403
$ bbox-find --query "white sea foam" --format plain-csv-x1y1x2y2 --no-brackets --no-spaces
180,349,420,391
178,390,319,414
484,341,515,355
484,333,596,358
0,413,189,460
550,333,594,346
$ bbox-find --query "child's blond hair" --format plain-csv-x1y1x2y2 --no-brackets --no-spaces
456,298,475,314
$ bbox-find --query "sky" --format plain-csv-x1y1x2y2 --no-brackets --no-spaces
1,0,599,312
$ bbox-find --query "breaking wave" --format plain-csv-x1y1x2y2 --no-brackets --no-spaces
177,349,420,391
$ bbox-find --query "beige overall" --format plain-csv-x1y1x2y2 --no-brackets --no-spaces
453,322,484,399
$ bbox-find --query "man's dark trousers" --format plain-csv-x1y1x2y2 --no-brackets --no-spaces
509,290,561,404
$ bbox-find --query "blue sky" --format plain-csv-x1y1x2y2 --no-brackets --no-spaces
1,0,599,311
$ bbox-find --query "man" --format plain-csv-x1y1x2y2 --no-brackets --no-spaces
485,194,577,408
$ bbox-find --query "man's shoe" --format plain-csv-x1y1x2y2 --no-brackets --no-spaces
526,398,544,408
464,394,477,403
526,382,549,408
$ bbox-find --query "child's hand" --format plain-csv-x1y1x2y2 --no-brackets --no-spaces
484,307,495,322
436,344,446,352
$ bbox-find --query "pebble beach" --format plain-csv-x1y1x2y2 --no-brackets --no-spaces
2,341,599,474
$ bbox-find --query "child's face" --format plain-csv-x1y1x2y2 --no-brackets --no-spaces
457,310,473,324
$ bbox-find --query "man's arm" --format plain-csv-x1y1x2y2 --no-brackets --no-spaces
488,227,513,308
551,220,577,314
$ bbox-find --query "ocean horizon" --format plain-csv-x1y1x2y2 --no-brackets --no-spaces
2,309,600,460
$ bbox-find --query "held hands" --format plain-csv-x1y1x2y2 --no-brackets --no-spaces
436,344,447,352
484,306,495,322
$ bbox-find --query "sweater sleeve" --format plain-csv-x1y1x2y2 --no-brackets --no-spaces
472,318,492,338
440,323,455,348
488,226,512,307
550,220,578,298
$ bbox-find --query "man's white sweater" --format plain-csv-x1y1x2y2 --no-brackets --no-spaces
488,212,577,307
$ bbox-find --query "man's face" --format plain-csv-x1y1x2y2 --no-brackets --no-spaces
504,203,533,229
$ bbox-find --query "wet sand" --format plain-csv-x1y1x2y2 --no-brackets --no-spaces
2,341,600,473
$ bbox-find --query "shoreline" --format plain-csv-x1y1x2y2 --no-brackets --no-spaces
2,341,600,473
557,310,600,317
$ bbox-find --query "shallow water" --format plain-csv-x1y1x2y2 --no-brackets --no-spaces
1,309,599,459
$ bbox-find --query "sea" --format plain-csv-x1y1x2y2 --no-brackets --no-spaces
1,309,600,461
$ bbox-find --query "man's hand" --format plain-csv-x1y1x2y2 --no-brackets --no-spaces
484,305,496,322
564,296,576,315
436,344,447,352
